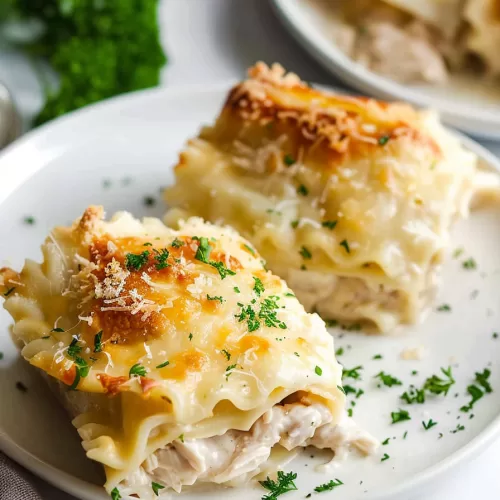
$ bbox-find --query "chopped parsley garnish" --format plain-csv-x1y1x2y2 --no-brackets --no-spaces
188,333,193,341
178,433,185,442
70,357,90,390
154,248,170,270
259,471,298,499
462,258,477,270
51,327,65,332
422,419,438,430
111,487,121,500
194,237,212,263
129,363,147,377
403,431,408,439
381,438,390,445
93,331,103,353
299,246,312,260
339,239,350,254
337,385,346,394
451,423,465,434
253,277,265,296
3,287,15,297
23,216,35,225
335,347,344,356
437,304,451,312
297,184,309,196
210,261,236,280
315,365,323,376
234,286,241,293
284,292,295,297
207,294,225,303
453,247,464,258
244,244,256,255
283,154,296,166
424,366,455,396
156,360,170,369
401,386,425,404
291,220,299,229
375,371,402,387
460,369,492,412
151,482,165,496
347,408,353,417
144,196,156,206
378,135,390,146
342,366,363,380
381,453,390,461
236,303,260,332
67,336,82,358
221,349,231,361
391,409,411,424
494,332,499,339
259,296,287,329
171,238,184,248
143,242,153,246
125,250,150,271
321,220,338,230
373,354,383,360
225,364,237,380
314,478,343,492
342,385,357,395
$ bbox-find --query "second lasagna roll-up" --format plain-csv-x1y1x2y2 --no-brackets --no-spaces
165,62,496,332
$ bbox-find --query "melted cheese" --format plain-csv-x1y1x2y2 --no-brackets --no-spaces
0,206,345,493
164,62,486,332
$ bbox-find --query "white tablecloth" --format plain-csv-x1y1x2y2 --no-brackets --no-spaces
0,1,499,498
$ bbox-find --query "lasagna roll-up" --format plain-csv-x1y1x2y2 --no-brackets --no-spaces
164,62,495,332
0,207,375,499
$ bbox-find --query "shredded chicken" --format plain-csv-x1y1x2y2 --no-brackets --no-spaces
126,403,378,493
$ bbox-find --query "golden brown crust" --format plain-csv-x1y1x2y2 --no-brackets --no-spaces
210,62,442,165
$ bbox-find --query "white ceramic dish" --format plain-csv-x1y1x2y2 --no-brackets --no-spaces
271,0,500,141
0,85,500,500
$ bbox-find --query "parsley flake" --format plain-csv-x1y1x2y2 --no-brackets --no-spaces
314,478,343,492
207,294,225,303
437,304,451,312
259,471,298,499
234,286,241,293
171,238,185,248
51,327,65,333
422,419,438,430
244,244,256,255
111,487,121,500
221,349,231,361
70,356,89,390
381,438,390,445
299,246,312,260
3,287,15,297
391,409,411,424
125,251,150,271
315,365,323,376
373,354,383,360
178,433,185,443
210,260,236,279
424,366,455,396
144,196,156,206
67,336,82,358
342,366,363,380
188,333,193,341
93,331,103,353
462,258,477,270
401,386,425,404
284,154,296,166
381,453,390,461
151,482,165,496
375,371,402,387
253,277,265,296
297,184,308,196
194,237,211,263
378,135,390,146
321,220,338,230
290,220,299,229
129,363,147,377
154,248,170,270
339,239,350,254
156,360,170,369
23,216,35,225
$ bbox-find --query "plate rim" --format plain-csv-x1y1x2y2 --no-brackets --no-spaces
1,83,500,500
270,0,500,141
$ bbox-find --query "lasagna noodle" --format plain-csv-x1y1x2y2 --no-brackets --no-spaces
164,62,486,332
0,206,351,496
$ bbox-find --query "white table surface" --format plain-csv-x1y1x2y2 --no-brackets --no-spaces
1,0,500,498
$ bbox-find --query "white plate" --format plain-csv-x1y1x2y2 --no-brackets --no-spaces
0,85,500,500
271,0,500,141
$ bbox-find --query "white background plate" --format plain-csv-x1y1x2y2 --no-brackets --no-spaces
271,0,500,141
0,85,500,500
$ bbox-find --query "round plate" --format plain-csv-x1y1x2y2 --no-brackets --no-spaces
1,85,500,500
271,0,500,141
